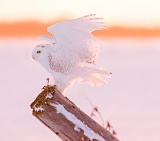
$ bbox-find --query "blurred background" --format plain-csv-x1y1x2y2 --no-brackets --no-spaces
0,0,160,141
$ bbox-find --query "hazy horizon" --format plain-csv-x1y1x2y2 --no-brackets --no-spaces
1,21,160,38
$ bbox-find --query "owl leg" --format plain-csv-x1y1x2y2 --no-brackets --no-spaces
56,84,66,94
54,80,59,86
57,79,74,94
53,84,57,89
52,79,60,90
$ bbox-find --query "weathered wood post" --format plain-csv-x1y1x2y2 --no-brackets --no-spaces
30,86,119,141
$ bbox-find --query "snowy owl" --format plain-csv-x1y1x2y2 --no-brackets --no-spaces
32,14,111,93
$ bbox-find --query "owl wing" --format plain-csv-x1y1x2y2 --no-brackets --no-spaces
39,36,56,44
47,14,105,64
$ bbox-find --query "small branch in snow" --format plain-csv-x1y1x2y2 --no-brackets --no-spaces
86,96,105,126
87,96,117,136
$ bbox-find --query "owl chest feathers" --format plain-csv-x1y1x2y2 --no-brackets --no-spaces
46,51,79,75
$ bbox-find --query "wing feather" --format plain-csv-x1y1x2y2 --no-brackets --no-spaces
47,14,105,64
39,36,56,44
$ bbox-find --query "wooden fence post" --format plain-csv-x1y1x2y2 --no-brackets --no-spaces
30,86,119,141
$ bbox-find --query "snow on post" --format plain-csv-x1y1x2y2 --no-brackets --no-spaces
30,86,119,141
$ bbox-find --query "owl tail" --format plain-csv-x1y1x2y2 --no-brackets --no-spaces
77,66,112,87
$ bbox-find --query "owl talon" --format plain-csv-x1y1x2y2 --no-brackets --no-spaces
53,85,57,89
42,86,46,89
42,85,49,90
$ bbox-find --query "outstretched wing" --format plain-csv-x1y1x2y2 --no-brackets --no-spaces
39,36,56,44
48,14,105,64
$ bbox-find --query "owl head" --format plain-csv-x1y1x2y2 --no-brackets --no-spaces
32,44,50,62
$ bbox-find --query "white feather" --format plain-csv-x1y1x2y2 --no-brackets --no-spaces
39,36,56,44
32,14,111,93
47,14,105,64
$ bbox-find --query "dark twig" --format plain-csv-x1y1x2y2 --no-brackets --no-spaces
86,95,117,136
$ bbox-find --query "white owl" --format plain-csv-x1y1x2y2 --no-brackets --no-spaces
32,14,111,93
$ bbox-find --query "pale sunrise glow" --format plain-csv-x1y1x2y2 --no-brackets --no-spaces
0,0,160,27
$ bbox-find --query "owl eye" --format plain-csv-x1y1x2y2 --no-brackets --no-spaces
37,51,41,54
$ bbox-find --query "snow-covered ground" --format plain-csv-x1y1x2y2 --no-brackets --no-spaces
0,38,160,141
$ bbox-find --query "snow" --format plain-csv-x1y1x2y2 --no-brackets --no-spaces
33,105,44,112
50,103,106,141
33,93,53,112
46,93,53,99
